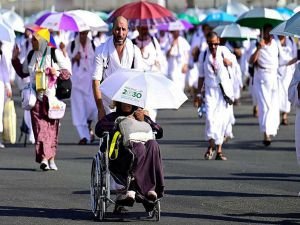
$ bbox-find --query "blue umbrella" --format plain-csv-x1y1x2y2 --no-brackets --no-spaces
201,12,237,27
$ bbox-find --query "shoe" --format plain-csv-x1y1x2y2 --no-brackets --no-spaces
115,191,135,207
204,148,215,160
0,142,5,149
49,160,58,171
147,191,157,201
253,106,258,118
90,132,95,143
78,138,87,145
215,153,227,160
263,139,271,147
143,200,155,212
113,205,128,214
40,160,50,171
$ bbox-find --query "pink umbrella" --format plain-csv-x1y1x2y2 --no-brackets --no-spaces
35,12,89,32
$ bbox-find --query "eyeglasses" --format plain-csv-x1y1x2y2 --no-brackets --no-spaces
208,43,219,47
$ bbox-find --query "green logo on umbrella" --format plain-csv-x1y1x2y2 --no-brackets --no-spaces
121,87,143,101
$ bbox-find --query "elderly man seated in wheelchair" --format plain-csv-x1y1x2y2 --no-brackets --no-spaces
95,101,164,212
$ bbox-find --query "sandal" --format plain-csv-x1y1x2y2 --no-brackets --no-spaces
204,148,215,160
215,153,227,161
263,139,271,147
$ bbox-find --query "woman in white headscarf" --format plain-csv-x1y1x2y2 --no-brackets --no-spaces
12,29,71,171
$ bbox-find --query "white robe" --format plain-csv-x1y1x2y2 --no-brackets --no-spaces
92,36,144,114
134,36,166,73
0,52,11,133
288,63,300,165
198,46,235,145
67,36,97,129
277,37,297,113
231,56,243,100
167,36,190,91
253,39,280,136
248,40,259,106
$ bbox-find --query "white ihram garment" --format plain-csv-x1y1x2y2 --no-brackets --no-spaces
288,63,300,165
198,46,235,145
167,36,190,91
68,37,97,141
92,37,143,114
0,51,11,133
277,37,297,113
253,40,280,136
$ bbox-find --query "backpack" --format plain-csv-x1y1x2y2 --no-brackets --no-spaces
70,39,96,54
27,48,72,100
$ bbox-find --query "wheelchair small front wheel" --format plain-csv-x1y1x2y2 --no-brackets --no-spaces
155,200,161,221
147,200,161,221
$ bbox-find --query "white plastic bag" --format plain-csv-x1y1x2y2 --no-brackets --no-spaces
21,84,37,110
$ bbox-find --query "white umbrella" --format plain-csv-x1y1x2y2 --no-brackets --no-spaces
68,10,108,31
218,0,249,17
100,69,188,109
214,23,258,40
284,12,300,36
0,18,16,42
0,8,25,33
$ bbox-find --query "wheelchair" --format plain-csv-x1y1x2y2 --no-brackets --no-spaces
90,131,161,221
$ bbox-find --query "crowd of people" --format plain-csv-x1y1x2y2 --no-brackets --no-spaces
0,12,299,165
0,3,299,215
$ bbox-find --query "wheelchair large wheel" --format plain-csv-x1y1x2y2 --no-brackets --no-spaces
90,159,100,219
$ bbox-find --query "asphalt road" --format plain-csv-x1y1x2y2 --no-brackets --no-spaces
0,91,300,225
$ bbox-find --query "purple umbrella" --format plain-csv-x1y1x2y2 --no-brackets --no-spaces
35,12,90,32
157,19,193,31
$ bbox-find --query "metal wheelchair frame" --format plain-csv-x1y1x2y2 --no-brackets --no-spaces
90,131,161,221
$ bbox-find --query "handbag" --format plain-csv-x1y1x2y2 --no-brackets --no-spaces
48,96,66,119
3,99,16,144
21,84,37,110
56,77,72,100
116,116,154,146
